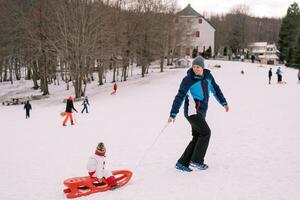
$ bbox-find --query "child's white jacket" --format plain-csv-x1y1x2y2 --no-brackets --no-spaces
87,154,112,179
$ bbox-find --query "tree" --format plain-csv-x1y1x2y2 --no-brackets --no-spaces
278,2,300,65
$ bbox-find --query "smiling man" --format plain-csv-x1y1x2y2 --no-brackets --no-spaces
168,56,229,172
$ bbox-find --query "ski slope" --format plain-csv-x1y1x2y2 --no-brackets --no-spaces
0,60,300,200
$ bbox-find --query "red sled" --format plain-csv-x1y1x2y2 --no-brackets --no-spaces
63,170,132,199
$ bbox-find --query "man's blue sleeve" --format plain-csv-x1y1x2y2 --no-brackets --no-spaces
209,75,227,106
170,77,191,118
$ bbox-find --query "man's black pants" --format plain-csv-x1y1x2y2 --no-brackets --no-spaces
178,115,211,167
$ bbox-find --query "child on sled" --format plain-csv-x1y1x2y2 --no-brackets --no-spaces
87,142,119,189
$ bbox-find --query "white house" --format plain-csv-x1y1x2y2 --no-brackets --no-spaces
175,4,215,57
248,42,279,65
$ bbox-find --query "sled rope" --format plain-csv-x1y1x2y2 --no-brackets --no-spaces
133,122,169,171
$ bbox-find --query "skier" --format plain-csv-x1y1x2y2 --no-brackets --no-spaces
111,83,118,95
63,96,78,126
298,69,300,83
81,96,90,113
268,68,272,84
24,100,32,119
168,56,229,172
87,142,119,190
276,67,283,83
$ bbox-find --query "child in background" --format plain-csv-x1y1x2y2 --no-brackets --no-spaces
63,96,78,126
81,96,90,113
24,100,32,118
111,83,118,95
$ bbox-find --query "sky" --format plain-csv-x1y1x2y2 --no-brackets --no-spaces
177,0,300,18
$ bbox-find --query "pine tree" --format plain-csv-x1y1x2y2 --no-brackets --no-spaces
205,46,212,58
192,48,198,58
278,2,300,65
223,47,228,56
295,36,300,68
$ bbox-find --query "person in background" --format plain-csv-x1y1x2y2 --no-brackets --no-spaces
81,96,90,113
111,83,118,95
268,68,272,84
24,100,32,119
276,67,283,83
63,96,78,126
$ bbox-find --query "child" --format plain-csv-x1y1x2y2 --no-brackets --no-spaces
24,100,32,118
81,96,90,113
87,142,119,189
111,83,118,95
63,96,78,126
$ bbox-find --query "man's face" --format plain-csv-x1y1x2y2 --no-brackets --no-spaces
193,64,204,76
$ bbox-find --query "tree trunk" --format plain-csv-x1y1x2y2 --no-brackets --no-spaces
122,65,127,81
9,58,13,84
32,60,39,89
98,60,104,85
27,65,32,80
39,53,49,95
160,56,164,72
15,57,21,80
141,65,146,77
74,68,82,98
112,64,116,82
3,60,8,82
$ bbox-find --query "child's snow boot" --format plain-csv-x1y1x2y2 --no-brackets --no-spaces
106,176,119,190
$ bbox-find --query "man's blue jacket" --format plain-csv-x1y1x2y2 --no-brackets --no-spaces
170,68,227,119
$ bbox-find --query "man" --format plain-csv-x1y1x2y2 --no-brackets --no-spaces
276,67,283,83
268,68,272,84
168,56,229,172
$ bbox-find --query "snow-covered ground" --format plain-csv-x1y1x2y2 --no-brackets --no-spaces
0,60,300,200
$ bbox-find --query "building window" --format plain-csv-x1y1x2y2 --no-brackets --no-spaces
187,18,191,23
195,31,200,37
199,18,202,24
175,18,178,23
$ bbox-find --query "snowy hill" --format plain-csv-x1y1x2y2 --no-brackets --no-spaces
1,60,300,200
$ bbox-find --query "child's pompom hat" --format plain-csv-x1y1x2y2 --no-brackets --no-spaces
95,142,106,156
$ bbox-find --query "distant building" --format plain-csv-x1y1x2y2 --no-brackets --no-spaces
248,42,279,65
174,4,215,58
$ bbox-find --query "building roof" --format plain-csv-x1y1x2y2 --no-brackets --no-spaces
176,4,215,30
177,4,203,17
249,42,268,47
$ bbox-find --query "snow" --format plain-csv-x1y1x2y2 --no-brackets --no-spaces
1,60,300,200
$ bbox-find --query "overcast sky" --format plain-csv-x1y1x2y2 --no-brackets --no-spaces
177,0,300,18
